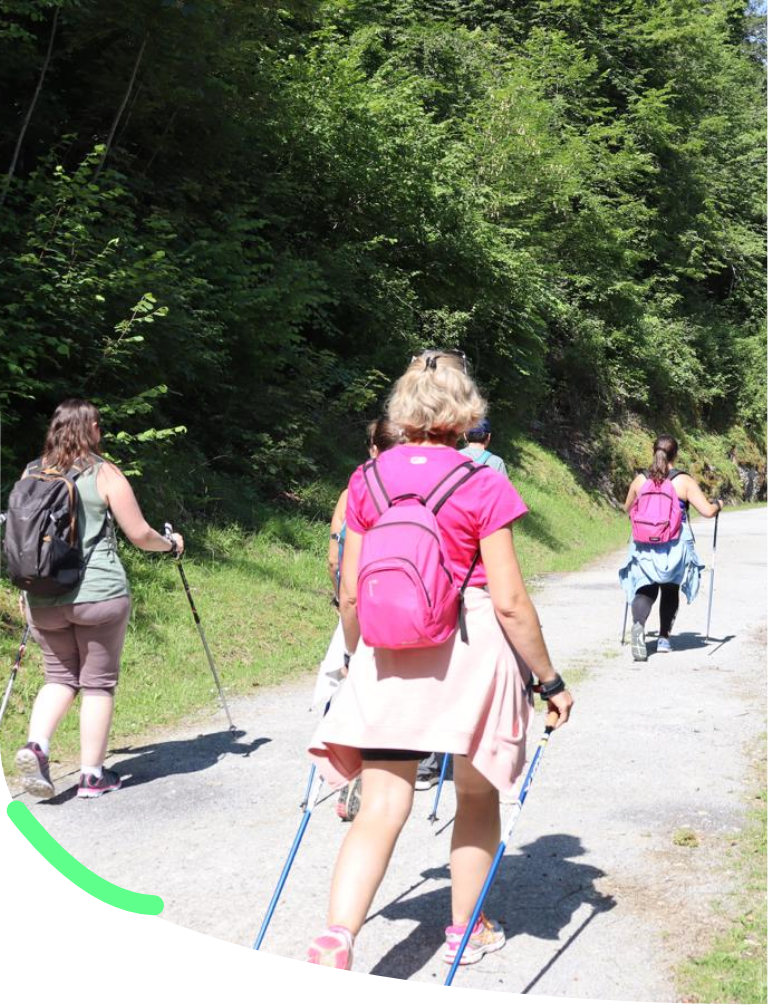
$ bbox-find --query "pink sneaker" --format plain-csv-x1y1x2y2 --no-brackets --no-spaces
307,926,354,969
443,913,505,965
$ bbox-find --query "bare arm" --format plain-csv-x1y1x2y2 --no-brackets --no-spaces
481,525,573,727
98,463,183,553
339,527,362,655
679,475,722,519
327,489,348,588
624,474,646,513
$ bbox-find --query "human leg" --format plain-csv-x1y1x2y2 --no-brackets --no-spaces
309,758,417,968
326,759,418,935
450,756,500,925
658,583,680,639
16,607,82,796
631,584,659,661
443,756,505,964
72,598,130,792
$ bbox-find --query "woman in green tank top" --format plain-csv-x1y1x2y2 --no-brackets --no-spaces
15,399,185,801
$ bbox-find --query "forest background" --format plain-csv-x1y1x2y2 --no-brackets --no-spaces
0,0,765,516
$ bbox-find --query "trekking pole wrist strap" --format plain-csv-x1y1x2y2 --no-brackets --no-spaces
536,673,566,700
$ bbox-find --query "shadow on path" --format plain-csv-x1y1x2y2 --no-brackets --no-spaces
39,730,271,805
653,632,736,654
369,834,615,983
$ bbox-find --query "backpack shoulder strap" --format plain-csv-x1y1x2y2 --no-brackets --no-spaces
362,459,391,516
477,450,492,466
669,468,687,481
425,461,483,515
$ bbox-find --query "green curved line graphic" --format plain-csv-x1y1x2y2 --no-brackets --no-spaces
6,800,164,916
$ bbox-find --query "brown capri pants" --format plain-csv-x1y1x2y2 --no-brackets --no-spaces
26,596,132,696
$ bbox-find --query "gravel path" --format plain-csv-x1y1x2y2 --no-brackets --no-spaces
9,508,766,999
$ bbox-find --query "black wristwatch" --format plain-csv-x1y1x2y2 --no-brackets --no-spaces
537,673,566,700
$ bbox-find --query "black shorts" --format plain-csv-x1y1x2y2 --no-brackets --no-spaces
360,748,427,762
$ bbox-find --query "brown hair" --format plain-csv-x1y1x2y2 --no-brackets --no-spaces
366,417,403,454
649,434,678,485
41,399,102,471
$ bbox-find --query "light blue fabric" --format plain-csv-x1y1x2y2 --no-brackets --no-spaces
619,521,704,605
459,446,507,476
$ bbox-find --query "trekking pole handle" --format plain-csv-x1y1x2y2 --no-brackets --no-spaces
163,522,179,559
545,709,559,733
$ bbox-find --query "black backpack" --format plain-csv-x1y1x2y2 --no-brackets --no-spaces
3,460,99,597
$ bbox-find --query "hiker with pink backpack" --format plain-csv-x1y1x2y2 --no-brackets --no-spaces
306,349,573,971
620,434,723,661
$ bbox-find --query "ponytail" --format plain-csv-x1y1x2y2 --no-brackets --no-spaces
649,434,678,485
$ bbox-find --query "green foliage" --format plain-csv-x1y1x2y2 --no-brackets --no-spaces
0,0,764,505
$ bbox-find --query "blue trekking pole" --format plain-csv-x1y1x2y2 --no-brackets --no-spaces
428,753,451,823
300,699,332,810
444,710,559,986
254,768,324,949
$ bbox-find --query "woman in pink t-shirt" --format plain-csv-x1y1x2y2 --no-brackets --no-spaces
307,350,573,971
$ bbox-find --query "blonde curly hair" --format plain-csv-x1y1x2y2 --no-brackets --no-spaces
387,351,486,441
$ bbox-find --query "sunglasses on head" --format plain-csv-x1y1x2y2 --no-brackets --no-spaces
411,349,468,374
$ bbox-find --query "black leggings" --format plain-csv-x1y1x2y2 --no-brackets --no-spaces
632,583,680,638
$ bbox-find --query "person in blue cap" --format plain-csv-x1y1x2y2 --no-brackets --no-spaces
460,417,508,476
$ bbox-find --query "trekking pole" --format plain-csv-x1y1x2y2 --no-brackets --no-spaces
428,753,451,824
444,709,559,987
0,625,30,729
704,510,720,645
620,602,629,645
300,699,332,810
164,523,236,733
254,768,324,950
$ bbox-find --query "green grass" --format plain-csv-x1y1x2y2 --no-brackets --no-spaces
677,751,767,1004
1,436,628,776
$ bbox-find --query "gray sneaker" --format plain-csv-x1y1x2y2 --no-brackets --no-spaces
631,622,647,662
15,742,55,799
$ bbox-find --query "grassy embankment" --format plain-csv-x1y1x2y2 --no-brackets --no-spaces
677,746,767,1005
0,437,629,776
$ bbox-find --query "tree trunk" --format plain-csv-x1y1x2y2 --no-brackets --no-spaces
0,7,60,208
94,32,148,180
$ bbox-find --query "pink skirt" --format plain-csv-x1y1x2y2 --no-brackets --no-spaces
308,587,534,795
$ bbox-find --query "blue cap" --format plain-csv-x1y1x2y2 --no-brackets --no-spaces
467,418,491,437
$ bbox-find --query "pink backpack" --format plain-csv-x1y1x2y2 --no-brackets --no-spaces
630,477,683,544
356,459,482,650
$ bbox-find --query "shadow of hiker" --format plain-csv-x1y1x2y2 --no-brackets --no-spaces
369,834,615,983
37,730,270,805
653,632,735,654
109,730,270,789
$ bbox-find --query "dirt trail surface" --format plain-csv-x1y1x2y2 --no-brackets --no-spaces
8,509,766,999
